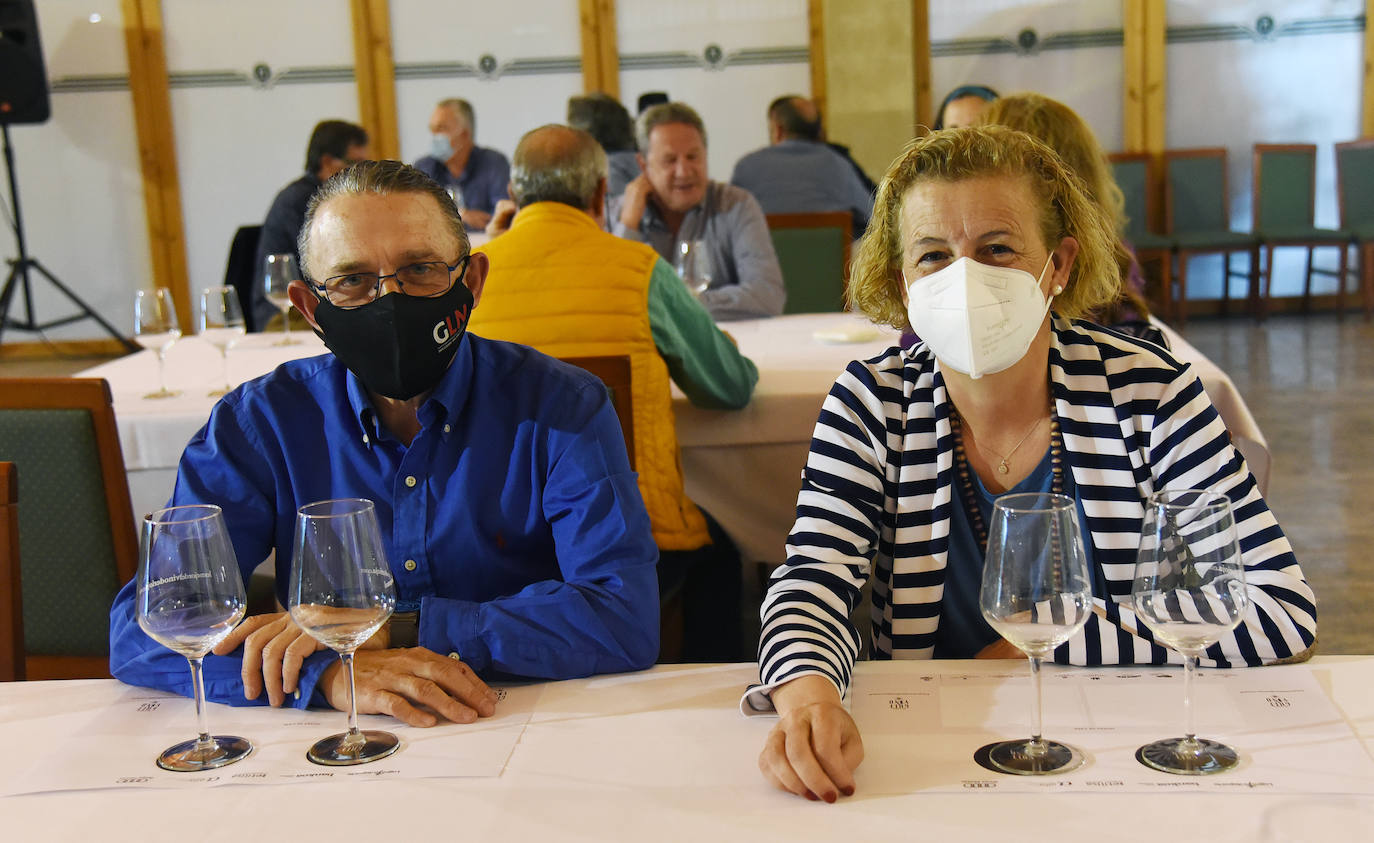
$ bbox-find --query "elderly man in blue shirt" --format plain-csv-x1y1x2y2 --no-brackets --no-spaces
109,160,660,727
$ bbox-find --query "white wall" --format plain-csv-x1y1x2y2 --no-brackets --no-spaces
391,0,585,166
4,0,150,343
617,0,811,180
930,0,1125,156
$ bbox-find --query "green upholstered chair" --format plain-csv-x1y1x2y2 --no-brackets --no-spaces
767,212,853,314
1109,152,1175,318
1252,144,1351,317
0,379,138,679
1,462,22,681
1164,148,1260,323
1334,139,1374,320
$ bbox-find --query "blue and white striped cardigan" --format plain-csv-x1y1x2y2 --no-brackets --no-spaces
755,317,1317,703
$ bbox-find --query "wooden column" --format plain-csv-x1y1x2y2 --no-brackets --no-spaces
1364,0,1374,136
350,0,399,160
912,0,932,132
1123,0,1166,155
579,0,620,97
121,0,190,329
808,0,827,122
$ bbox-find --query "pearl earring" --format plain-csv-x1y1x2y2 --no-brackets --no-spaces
1051,284,1063,295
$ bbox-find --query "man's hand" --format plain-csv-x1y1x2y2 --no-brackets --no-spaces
460,208,493,230
485,199,517,237
619,174,653,232
213,612,327,706
319,648,499,727
758,675,864,803
976,638,1025,659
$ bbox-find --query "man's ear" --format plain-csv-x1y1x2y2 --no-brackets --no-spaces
591,177,607,223
463,251,489,307
636,153,647,174
288,279,322,330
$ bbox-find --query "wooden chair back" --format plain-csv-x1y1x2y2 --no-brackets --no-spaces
0,462,22,681
1335,139,1374,230
1165,147,1232,234
766,212,853,314
1252,143,1319,231
557,356,635,471
0,378,138,679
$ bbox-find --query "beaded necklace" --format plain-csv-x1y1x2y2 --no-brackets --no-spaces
950,403,1065,557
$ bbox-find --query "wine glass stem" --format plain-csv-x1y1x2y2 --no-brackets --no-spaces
342,651,362,742
157,349,169,394
221,348,231,390
1182,652,1197,743
1028,654,1046,751
282,311,291,342
187,655,215,752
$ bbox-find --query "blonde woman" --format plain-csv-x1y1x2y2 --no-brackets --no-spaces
749,126,1315,802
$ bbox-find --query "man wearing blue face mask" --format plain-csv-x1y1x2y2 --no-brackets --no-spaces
413,98,511,231
109,161,660,728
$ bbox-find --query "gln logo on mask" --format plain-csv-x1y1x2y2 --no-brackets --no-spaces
432,305,471,348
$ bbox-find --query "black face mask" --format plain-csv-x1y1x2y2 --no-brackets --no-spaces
313,280,475,401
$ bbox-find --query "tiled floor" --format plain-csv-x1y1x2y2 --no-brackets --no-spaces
1175,313,1374,655
5,311,1371,656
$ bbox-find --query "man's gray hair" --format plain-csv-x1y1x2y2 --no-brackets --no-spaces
635,101,707,153
511,125,607,210
297,160,469,281
437,97,475,137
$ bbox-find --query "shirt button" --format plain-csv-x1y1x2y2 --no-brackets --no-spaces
405,475,417,488
447,652,461,660
362,434,369,444
404,559,417,572
444,424,451,434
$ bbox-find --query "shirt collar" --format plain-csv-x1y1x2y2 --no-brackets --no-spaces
341,333,475,445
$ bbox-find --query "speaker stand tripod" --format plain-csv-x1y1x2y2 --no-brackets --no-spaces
0,123,137,351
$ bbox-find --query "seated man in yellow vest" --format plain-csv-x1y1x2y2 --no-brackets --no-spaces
470,124,759,661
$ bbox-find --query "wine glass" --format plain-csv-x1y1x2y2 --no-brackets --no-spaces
264,253,301,346
978,492,1093,775
1132,489,1249,775
133,287,182,399
136,504,254,772
289,498,399,766
675,239,712,296
199,286,246,396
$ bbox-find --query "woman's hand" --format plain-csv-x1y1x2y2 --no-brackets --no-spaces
758,675,864,802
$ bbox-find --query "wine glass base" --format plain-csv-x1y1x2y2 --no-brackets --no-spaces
976,739,1085,776
156,735,253,772
272,338,299,346
207,387,230,397
1136,737,1240,775
305,730,400,766
142,388,182,400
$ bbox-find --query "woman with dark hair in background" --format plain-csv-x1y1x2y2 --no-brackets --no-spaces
932,84,999,130
568,92,640,198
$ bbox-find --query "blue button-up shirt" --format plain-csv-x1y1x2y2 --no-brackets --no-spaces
413,146,511,224
109,335,660,708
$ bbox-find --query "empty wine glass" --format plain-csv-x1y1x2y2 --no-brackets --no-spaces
1132,488,1249,775
978,492,1093,775
199,286,246,396
264,253,301,346
675,239,712,297
136,504,253,772
290,498,399,766
133,287,182,399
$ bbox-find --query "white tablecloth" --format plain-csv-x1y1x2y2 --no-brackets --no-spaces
77,314,1271,565
1,658,1370,840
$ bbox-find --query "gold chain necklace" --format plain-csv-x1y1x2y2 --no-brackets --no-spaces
959,412,1046,475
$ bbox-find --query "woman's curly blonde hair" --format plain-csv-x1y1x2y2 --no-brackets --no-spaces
848,124,1122,329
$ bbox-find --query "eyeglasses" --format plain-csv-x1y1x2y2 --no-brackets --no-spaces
314,255,469,309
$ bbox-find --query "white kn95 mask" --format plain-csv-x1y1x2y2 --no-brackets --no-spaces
904,255,1058,379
